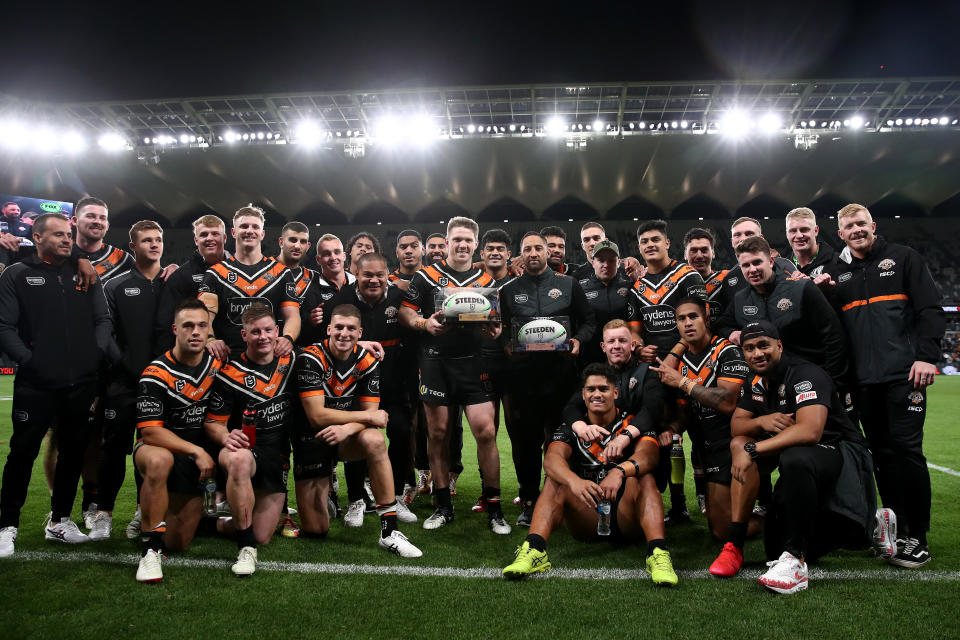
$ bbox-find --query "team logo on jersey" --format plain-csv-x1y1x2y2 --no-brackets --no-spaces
878,259,896,270
324,367,334,381
709,278,723,286
321,291,335,300
286,283,297,297
0,262,5,275
629,377,638,389
369,378,380,393
778,384,785,398
192,274,204,283
662,280,675,292
548,288,562,299
209,392,224,411
680,365,689,377
13,410,28,422
627,305,636,318
227,271,238,283
580,279,590,286
438,277,449,287
26,277,45,286
777,298,793,311
124,287,140,296
104,409,117,420
385,306,398,318
175,379,186,393
616,287,627,297
244,375,256,388
838,272,853,283
636,282,646,294
727,277,738,286
407,284,419,299
743,305,758,316
277,363,289,374
514,293,529,303
263,273,275,282
908,391,923,404
794,381,812,393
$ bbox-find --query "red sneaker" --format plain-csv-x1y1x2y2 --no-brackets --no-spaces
709,542,743,578
471,496,488,513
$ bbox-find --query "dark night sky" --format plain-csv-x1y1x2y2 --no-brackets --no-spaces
3,0,959,102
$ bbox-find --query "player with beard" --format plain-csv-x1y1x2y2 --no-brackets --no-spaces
784,208,835,277
540,226,577,275
683,227,729,320
424,233,447,265
399,217,509,534
502,363,677,585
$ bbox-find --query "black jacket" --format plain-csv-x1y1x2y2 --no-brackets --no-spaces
713,257,796,336
825,236,944,385
561,360,664,435
577,270,634,365
785,241,836,277
105,268,165,389
154,251,217,353
724,268,849,382
0,254,111,387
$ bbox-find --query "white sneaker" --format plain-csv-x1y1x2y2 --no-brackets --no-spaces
488,515,512,535
136,549,163,583
402,483,417,505
872,507,897,559
344,500,365,527
378,530,423,558
232,546,258,576
82,503,98,530
89,512,113,541
125,507,142,540
45,517,91,544
449,472,459,496
0,526,17,557
757,551,808,594
422,507,454,530
395,498,418,524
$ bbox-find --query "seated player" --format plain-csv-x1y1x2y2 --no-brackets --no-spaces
294,304,422,558
132,299,224,583
722,321,876,593
204,304,294,576
502,363,678,586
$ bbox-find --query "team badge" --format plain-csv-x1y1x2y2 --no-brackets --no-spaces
227,272,238,283
369,378,380,392
548,288,562,299
515,293,529,303
0,262,5,275
244,375,256,388
777,298,793,311
878,259,896,270
175,379,186,393
811,266,824,276
617,287,628,296
385,306,398,318
407,285,419,299
438,277,449,287
778,384,785,398
908,391,923,404
838,272,853,283
286,283,297,297
277,363,289,374
743,305,758,316
585,290,599,299
192,274,204,283
662,280,674,292
321,292,334,300
104,409,117,420
26,277,45,286
629,377,638,389
263,273,275,282
727,277,738,286
709,278,722,286
324,367,334,380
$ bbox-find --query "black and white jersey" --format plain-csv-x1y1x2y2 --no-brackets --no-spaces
137,351,223,445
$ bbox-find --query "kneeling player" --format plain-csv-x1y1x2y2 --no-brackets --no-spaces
502,363,678,586
133,299,223,583
204,305,294,576
295,304,422,557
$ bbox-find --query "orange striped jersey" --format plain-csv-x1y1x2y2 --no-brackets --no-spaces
295,339,380,412
198,256,300,354
136,350,224,444
402,260,496,359
675,335,748,442
76,243,135,282
703,269,730,318
550,411,658,481
627,260,706,359
206,352,295,448
389,268,415,283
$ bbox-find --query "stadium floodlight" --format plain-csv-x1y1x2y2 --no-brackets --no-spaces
758,112,781,134
680,120,688,129
295,120,325,147
179,134,189,144
593,120,603,132
36,127,58,152
671,121,679,129
151,137,158,144
0,120,30,149
629,122,636,129
939,116,949,125
849,115,864,129
905,118,914,125
223,130,237,143
257,132,265,140
545,116,565,136
509,124,517,132
98,132,127,151
800,120,807,128
886,120,894,126
467,124,476,133
519,124,527,132
241,133,249,141
408,115,438,146
895,118,903,126
63,131,87,154
720,110,751,138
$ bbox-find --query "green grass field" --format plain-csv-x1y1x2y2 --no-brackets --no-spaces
0,375,958,639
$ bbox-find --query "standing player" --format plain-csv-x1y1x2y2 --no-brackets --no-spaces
540,226,577,274
502,363,677,586
577,239,633,366
399,217,509,534
198,205,301,360
826,203,944,567
390,229,425,291
0,214,111,556
347,232,381,276
204,305,295,575
499,231,597,525
784,208,835,276
131,299,222,583
1,201,32,239
91,221,168,541
683,227,729,320
424,233,447,265
295,304,422,557
296,233,356,348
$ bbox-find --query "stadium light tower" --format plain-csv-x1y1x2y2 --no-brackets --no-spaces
99,132,128,151
720,110,751,138
758,112,781,134
545,116,565,137
295,120,325,148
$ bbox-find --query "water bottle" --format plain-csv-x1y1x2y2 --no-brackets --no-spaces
597,501,612,536
670,434,685,485
242,407,257,447
202,477,217,516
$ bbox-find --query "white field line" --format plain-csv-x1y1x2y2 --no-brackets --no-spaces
928,463,960,477
5,550,960,582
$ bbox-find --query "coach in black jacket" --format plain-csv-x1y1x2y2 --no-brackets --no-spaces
0,214,112,554
824,204,944,568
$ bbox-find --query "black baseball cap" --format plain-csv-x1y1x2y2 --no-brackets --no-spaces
741,320,780,343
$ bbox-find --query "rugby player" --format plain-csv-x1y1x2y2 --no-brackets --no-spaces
204,305,295,575
132,299,223,583
347,231,381,276
577,239,633,366
399,217,509,533
722,321,875,593
499,231,596,526
1,201,32,238
650,298,754,543
296,233,357,348
502,363,678,586
198,205,301,360
683,227,729,320
825,203,945,567
540,225,576,274
390,229,425,291
784,208,835,277
424,233,447,265
92,221,168,541
295,304,422,557
0,213,111,556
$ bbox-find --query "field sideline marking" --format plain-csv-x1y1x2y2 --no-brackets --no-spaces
928,463,960,477
5,550,960,582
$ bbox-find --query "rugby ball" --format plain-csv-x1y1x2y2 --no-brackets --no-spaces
517,319,568,345
442,292,493,319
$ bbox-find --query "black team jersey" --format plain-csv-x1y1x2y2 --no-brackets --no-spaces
136,351,223,445
198,256,300,355
206,352,295,451
388,269,415,284
295,340,380,437
551,411,659,481
627,260,707,359
402,260,496,360
155,251,221,353
76,244,135,282
702,269,730,320
104,268,165,387
295,269,356,347
674,336,748,443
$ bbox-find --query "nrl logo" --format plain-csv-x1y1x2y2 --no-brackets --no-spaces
175,380,186,393
244,375,256,388
636,282,646,294
878,259,896,270
227,272,238,283
438,277,449,287
777,298,793,311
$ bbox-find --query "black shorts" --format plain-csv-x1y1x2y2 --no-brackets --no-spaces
251,443,290,493
418,356,492,407
291,433,335,481
132,441,212,496
702,437,733,485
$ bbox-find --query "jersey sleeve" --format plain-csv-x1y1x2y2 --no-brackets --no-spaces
401,271,428,313
280,270,301,309
682,269,708,300
716,344,750,385
197,268,221,298
736,379,763,415
205,375,235,423
791,364,834,410
295,350,327,399
356,351,381,404
136,373,167,430
550,420,578,448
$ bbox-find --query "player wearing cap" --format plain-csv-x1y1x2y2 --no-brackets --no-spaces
577,239,634,366
717,321,875,592
502,363,677,586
